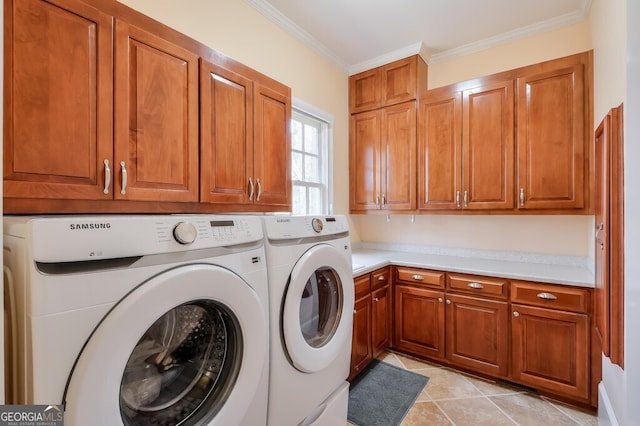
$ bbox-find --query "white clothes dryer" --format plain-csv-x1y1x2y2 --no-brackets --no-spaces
262,216,354,426
3,215,270,426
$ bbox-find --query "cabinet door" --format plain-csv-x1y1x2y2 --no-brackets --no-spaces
114,20,199,202
463,81,515,209
350,295,373,380
417,91,462,210
4,0,113,200
371,285,391,357
381,56,417,107
393,285,445,360
446,294,508,377
349,68,381,114
516,62,586,209
511,304,589,400
381,101,416,210
253,83,291,207
199,59,252,204
350,110,381,211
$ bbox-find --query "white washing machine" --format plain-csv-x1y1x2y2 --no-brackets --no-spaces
262,216,354,426
3,214,270,426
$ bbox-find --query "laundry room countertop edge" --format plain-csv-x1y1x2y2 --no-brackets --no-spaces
350,243,594,288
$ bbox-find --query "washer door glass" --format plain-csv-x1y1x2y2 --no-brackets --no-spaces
299,267,343,348
282,244,354,373
120,300,241,425
63,264,268,426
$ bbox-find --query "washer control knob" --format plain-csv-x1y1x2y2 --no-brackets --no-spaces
173,221,197,245
311,218,324,233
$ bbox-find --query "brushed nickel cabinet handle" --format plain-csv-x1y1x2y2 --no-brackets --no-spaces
463,190,468,207
120,161,127,195
596,222,605,250
468,282,484,289
248,177,254,201
411,274,424,281
537,292,558,300
256,178,262,201
456,191,461,208
103,159,111,194
376,194,380,207
381,193,386,206
519,188,525,207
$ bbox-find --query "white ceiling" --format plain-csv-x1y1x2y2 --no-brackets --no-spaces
244,0,591,74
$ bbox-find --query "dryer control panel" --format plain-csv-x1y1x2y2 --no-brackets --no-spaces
3,215,264,263
263,215,349,241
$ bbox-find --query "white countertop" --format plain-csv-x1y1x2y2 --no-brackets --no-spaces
351,243,594,288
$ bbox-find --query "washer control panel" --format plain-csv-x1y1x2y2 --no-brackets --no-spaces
263,215,349,240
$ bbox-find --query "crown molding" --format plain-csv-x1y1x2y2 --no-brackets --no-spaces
245,0,592,71
243,0,348,71
429,0,592,64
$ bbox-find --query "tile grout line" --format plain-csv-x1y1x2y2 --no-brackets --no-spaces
432,399,459,426
540,397,585,425
483,395,521,425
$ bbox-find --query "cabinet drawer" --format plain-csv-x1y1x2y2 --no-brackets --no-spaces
354,274,371,298
447,273,508,299
395,267,444,288
371,267,390,290
511,281,590,313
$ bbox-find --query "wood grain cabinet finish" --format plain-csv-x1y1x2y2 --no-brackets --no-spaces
446,294,509,377
349,267,392,380
350,274,373,380
200,60,291,208
114,20,199,202
371,268,392,357
418,81,514,210
350,102,416,211
349,268,392,380
516,54,589,210
349,56,427,114
4,0,113,200
5,0,292,213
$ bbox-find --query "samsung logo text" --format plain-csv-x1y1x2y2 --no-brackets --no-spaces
69,223,112,230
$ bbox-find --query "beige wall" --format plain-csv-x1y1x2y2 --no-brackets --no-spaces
352,21,594,256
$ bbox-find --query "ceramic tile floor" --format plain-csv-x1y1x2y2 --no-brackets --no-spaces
349,350,599,426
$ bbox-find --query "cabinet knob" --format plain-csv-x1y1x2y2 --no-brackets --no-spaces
378,275,385,281
373,297,380,302
467,282,484,289
438,297,443,303
353,309,357,314
513,311,520,317
446,299,451,305
411,274,424,281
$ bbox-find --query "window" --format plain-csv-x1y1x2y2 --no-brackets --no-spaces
291,104,332,215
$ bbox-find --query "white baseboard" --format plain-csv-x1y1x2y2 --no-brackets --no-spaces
598,382,620,426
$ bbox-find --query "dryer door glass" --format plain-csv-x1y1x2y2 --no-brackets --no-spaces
119,300,242,426
299,267,343,348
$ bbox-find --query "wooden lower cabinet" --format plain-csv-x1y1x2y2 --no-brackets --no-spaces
446,294,509,377
349,267,391,380
382,266,595,406
393,284,445,360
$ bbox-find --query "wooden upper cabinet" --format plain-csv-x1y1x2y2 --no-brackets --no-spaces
114,20,199,202
350,102,416,211
516,55,588,209
418,91,462,210
350,111,381,211
252,82,291,207
463,81,514,209
418,80,514,210
349,55,427,114
381,101,417,210
200,59,253,205
4,0,113,200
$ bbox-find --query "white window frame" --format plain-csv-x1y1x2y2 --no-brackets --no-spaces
291,97,334,215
